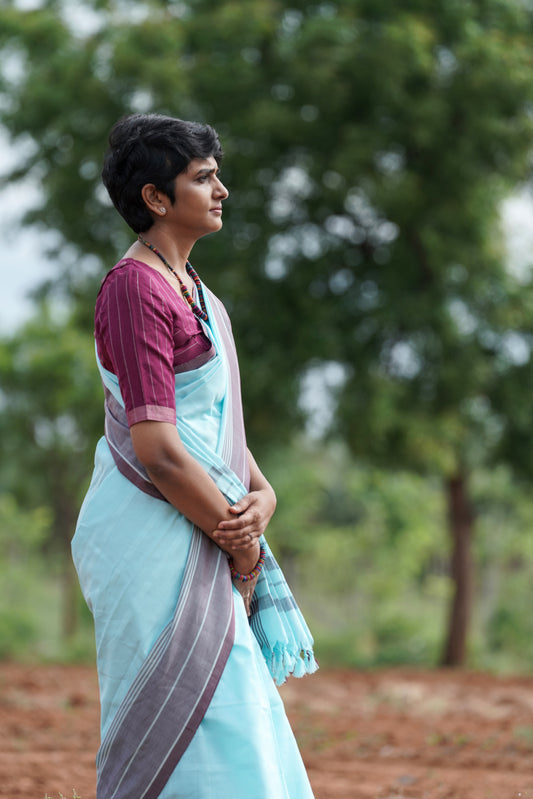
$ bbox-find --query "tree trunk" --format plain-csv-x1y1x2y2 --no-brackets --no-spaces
440,472,474,667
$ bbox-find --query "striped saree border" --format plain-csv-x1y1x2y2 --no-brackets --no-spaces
204,289,250,489
96,531,235,799
103,387,167,501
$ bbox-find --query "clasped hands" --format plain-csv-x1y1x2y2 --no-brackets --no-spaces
212,487,276,552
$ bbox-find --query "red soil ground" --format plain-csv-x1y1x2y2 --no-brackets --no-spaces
1,663,532,799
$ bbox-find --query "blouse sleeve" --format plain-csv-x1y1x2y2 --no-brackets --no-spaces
95,264,177,427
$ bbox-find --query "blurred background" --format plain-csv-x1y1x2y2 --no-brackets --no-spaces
2,0,533,674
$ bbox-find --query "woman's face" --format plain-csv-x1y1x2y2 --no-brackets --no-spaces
167,156,229,241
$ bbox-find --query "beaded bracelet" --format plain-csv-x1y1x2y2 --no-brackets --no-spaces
228,543,266,583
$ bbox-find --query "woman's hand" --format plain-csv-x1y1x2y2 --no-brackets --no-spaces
213,487,276,551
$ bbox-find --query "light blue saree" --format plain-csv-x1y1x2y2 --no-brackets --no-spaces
72,284,317,799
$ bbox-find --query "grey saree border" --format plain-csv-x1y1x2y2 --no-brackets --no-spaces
103,387,166,501
205,289,249,487
96,531,235,799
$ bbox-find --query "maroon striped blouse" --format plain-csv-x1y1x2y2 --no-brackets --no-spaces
95,258,214,427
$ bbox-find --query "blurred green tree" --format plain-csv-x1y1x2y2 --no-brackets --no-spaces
0,310,102,637
1,0,533,663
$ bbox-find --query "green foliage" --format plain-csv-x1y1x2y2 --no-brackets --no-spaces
266,443,449,667
0,494,51,658
0,309,102,544
2,438,533,671
0,490,95,660
0,310,103,642
264,443,533,671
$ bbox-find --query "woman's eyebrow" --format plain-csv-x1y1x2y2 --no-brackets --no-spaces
194,166,219,177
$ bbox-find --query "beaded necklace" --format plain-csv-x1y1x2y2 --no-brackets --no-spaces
137,235,209,322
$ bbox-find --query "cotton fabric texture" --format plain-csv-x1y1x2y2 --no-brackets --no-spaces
72,262,317,799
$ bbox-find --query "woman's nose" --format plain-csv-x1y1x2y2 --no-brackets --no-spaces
215,177,229,200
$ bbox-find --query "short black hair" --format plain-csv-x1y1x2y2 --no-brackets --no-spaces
101,113,224,233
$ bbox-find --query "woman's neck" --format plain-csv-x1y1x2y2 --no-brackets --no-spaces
131,231,192,278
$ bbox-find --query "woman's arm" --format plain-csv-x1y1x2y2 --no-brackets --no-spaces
130,420,260,574
212,448,277,551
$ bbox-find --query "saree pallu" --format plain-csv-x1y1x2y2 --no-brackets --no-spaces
72,285,317,799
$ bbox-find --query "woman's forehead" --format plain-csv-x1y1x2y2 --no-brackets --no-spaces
185,155,219,174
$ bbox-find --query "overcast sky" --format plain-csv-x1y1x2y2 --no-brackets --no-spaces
0,128,58,332
0,223,58,333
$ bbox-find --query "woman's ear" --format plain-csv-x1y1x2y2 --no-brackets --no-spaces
141,183,168,218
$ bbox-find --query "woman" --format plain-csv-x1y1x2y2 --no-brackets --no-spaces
72,113,317,799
